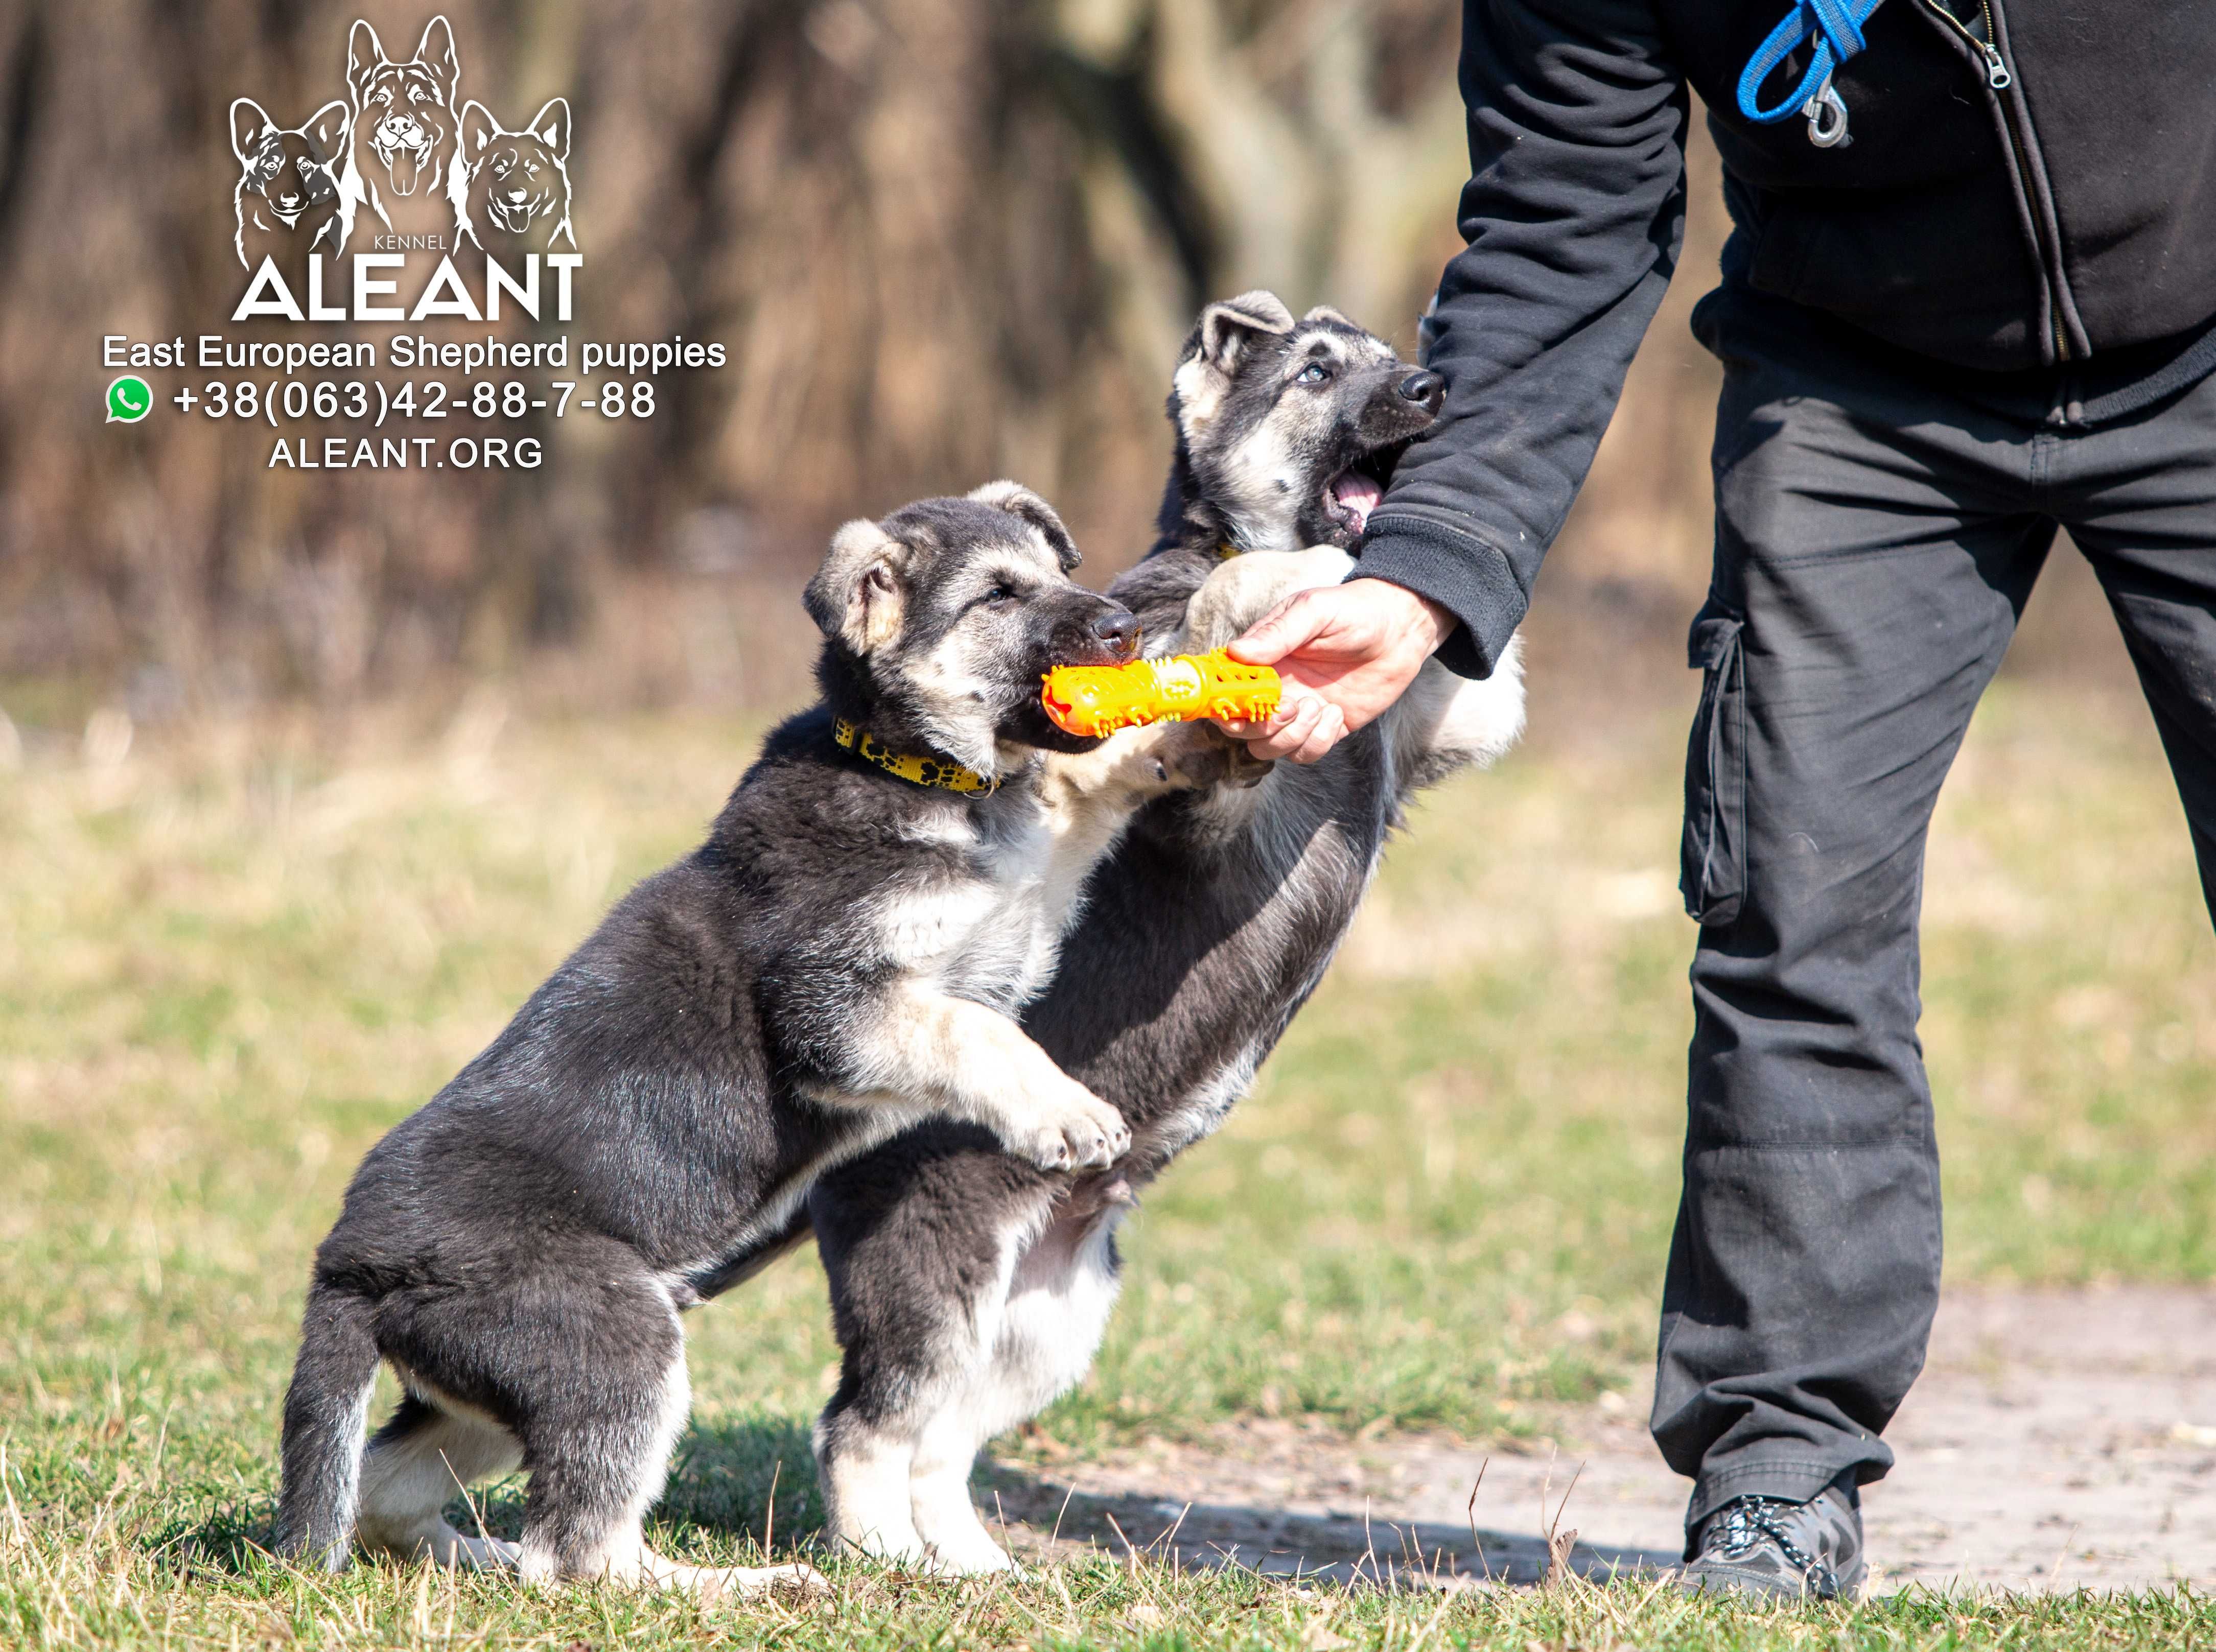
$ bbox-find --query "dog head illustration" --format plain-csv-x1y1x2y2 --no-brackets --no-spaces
230,97,349,263
458,98,574,251
346,16,461,203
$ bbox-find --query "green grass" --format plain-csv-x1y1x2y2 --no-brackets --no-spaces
3,676,2212,1645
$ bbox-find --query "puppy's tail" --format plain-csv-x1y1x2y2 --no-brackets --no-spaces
273,1281,380,1571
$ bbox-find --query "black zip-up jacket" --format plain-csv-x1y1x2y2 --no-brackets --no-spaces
1359,0,2216,678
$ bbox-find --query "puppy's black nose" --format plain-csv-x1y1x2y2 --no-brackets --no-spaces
1398,370,1444,411
1091,609,1141,661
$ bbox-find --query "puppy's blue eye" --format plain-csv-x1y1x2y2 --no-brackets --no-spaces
1296,363,1332,385
985,585,1016,605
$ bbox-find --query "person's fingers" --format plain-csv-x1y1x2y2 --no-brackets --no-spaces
1251,695,1321,760
1242,689,1324,761
1286,701,1348,765
1225,692,1347,762
1226,589,1329,666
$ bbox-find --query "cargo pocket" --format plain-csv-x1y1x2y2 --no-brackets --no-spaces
1680,605,1747,927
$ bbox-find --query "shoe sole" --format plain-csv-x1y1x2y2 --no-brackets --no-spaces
1669,1560,1865,1603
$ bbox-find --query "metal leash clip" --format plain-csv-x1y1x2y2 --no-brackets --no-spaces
1804,72,1851,147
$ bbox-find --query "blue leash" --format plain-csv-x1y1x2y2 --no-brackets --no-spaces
1737,0,1887,146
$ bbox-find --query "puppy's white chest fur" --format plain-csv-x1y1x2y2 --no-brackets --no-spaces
880,798,1076,1013
880,731,1177,1011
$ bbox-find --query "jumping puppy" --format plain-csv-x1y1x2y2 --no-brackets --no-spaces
807,295,1526,1573
274,484,1225,1597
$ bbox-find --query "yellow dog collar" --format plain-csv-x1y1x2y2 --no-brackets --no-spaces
833,718,997,795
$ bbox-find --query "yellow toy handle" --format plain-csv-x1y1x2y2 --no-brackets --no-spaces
1041,648,1282,738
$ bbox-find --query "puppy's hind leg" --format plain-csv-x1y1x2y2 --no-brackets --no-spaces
356,1394,524,1570
814,1395,931,1567
513,1313,827,1600
906,1415,1014,1575
906,1198,1129,1575
379,1256,816,1601
811,1172,1064,1572
901,1233,1028,1577
814,1278,1017,1574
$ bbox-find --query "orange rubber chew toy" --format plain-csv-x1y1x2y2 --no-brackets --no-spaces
1041,648,1282,738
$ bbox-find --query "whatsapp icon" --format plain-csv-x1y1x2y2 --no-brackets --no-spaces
106,374,154,424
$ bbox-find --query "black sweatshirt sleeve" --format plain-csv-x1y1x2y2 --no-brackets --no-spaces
1353,0,1689,678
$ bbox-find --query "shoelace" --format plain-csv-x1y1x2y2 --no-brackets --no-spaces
1704,1496,1840,1595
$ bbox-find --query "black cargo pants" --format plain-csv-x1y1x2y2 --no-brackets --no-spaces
1652,296,2216,1532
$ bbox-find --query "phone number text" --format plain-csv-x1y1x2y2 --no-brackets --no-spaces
173,379,658,427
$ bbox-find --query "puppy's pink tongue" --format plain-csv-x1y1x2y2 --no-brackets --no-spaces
390,149,419,196
1331,471,1384,534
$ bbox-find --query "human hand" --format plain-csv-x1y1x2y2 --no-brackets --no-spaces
1212,578,1453,764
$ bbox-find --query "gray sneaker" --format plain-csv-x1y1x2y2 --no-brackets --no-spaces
1674,1483,1865,1601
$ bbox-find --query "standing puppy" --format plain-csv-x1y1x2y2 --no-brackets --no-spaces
806,296,1525,1573
274,485,1219,1597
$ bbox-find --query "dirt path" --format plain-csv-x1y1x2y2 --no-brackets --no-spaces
985,1289,2216,1593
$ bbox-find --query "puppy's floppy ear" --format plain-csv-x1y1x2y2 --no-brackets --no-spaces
967,480,1080,573
460,100,498,158
528,98,570,163
231,99,275,166
806,520,911,653
348,20,387,96
1191,291,1296,372
304,101,351,165
1302,304,1357,329
417,16,460,92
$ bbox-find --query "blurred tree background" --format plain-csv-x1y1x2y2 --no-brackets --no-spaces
3,0,1736,718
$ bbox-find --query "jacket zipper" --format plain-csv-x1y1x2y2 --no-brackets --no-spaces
1919,0,2072,360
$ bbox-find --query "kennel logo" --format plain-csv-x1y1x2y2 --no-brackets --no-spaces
228,14,580,323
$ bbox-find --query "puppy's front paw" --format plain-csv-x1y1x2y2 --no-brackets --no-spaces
1142,720,1273,791
1010,1090,1131,1171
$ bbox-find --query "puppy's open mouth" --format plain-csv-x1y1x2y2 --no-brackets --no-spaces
1320,439,1411,537
376,129,435,195
487,197,542,234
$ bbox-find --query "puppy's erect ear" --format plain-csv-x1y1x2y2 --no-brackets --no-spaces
418,17,460,93
303,100,351,165
1193,291,1296,372
1415,292,1440,367
348,20,387,97
230,98,275,166
1173,292,1297,434
460,99,498,158
806,520,911,653
966,480,1079,573
1302,303,1357,330
528,98,570,163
